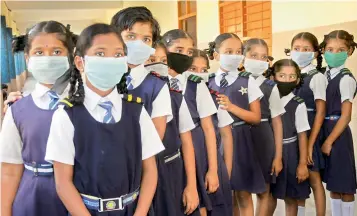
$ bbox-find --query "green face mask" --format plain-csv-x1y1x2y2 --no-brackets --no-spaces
324,51,348,68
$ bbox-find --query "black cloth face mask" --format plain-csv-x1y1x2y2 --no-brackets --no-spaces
167,52,193,74
275,80,297,97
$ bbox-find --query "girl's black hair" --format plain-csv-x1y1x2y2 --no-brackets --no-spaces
162,29,194,48
285,32,323,71
207,33,241,60
12,35,26,53
71,23,128,105
110,6,161,43
192,49,210,69
243,38,269,56
320,30,357,55
265,58,303,88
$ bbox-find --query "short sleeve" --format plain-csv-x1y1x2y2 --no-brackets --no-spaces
196,82,217,118
309,73,328,101
178,98,195,133
151,84,173,122
339,75,357,103
0,107,23,164
248,76,264,103
295,103,311,133
217,108,234,128
45,106,75,165
140,108,165,160
269,85,286,118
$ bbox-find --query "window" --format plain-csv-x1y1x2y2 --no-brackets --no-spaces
219,0,272,54
178,0,197,46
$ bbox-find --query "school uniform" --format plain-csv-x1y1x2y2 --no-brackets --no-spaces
45,84,165,215
126,64,172,121
208,69,266,194
294,64,328,172
271,93,311,200
0,83,68,216
251,75,285,184
323,65,357,194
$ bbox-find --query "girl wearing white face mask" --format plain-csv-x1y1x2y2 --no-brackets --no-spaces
287,32,328,216
243,38,285,216
207,33,264,216
0,20,73,216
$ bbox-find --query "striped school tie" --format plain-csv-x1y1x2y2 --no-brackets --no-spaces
327,70,331,82
48,91,59,110
99,101,115,124
126,74,134,90
220,73,229,88
170,78,180,91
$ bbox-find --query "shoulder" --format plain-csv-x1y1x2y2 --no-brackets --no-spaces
149,71,168,82
187,74,203,83
239,72,252,78
263,79,276,87
341,68,355,79
208,73,216,80
308,69,320,77
292,96,305,104
122,94,144,105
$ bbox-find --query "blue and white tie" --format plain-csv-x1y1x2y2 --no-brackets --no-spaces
126,74,134,90
48,91,59,110
220,73,229,88
99,101,115,124
170,78,180,91
327,70,331,82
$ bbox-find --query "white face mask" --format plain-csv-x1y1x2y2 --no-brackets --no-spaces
28,56,69,84
185,71,209,82
219,54,244,72
125,40,156,65
145,62,169,76
243,58,269,76
291,51,314,68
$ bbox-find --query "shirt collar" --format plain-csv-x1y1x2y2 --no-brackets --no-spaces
31,83,52,99
169,73,186,84
217,67,239,78
84,83,121,112
129,64,148,84
254,75,266,86
280,92,295,107
326,64,345,79
301,64,316,74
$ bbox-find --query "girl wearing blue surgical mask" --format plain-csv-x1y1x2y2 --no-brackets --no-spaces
207,33,263,216
242,38,285,216
320,30,357,216
44,23,164,216
288,32,327,216
0,20,73,216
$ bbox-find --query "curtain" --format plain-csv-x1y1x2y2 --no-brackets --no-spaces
1,15,10,85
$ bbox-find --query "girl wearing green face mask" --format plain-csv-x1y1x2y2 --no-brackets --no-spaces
320,30,357,216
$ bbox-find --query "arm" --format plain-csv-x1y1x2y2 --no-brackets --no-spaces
308,100,326,149
271,115,283,175
152,117,167,140
220,126,233,178
221,98,261,125
53,162,90,216
1,163,23,216
297,131,309,183
134,156,158,216
151,85,172,140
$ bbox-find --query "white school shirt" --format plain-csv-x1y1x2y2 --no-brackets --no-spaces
178,98,196,133
0,83,70,164
301,64,328,102
217,109,234,128
214,68,264,103
255,75,285,118
45,85,165,165
169,72,217,118
128,64,172,121
326,64,357,103
281,92,311,133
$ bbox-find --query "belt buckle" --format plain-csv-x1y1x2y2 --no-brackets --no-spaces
32,161,38,176
99,196,124,212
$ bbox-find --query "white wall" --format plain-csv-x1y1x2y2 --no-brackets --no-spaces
196,1,219,49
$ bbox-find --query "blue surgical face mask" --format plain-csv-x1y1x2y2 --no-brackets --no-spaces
125,40,155,65
291,51,314,68
219,54,244,72
28,56,69,84
83,56,128,91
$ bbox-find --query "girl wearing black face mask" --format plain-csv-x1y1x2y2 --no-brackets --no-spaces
266,59,310,216
162,29,232,216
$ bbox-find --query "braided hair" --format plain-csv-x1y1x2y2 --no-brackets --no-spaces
207,33,241,60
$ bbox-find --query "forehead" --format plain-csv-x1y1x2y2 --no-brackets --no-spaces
91,33,123,47
30,33,65,48
326,38,348,48
277,66,297,74
292,38,313,47
129,22,153,37
192,56,207,66
220,37,242,49
154,47,166,57
247,44,268,54
171,38,194,48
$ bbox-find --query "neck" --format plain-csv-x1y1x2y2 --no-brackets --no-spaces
128,63,139,69
168,69,179,77
220,67,229,73
86,78,114,97
40,83,54,89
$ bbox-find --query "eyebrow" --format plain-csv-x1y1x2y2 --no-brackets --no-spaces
32,46,64,50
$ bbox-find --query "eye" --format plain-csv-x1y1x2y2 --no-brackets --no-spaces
326,48,333,52
188,50,193,56
35,51,43,55
95,52,105,57
338,48,347,52
175,48,183,54
236,50,242,55
262,55,268,60
303,48,309,52
189,67,196,72
162,58,167,64
127,35,135,40
143,38,151,43
226,50,232,54
294,47,299,51
202,69,208,73
251,54,257,58
114,53,124,57
53,50,62,55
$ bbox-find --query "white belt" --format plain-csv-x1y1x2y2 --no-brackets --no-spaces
24,163,53,176
283,136,297,144
306,108,315,112
164,150,181,163
261,118,269,122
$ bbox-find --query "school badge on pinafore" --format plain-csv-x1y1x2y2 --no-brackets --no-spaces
239,86,248,95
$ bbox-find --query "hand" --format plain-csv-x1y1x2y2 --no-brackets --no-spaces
296,164,309,183
271,157,283,176
182,185,199,215
307,145,314,165
216,94,232,111
3,91,22,114
205,169,219,193
321,141,332,156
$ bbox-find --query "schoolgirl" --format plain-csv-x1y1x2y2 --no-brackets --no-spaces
207,33,263,216
162,29,231,216
145,41,200,215
45,23,164,216
242,38,285,215
320,30,357,216
0,20,74,216
287,32,328,216
111,6,172,139
267,59,310,216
